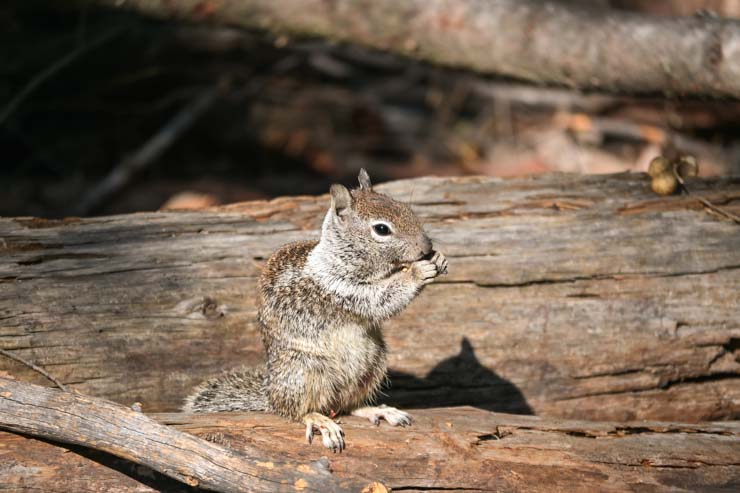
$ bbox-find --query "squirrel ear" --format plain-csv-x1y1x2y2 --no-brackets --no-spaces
329,184,353,218
358,168,372,190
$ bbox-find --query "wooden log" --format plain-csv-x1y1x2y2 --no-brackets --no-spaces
1,395,738,492
0,173,738,422
89,0,740,98
0,377,374,493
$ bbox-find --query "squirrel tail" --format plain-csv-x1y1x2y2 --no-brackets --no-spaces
182,365,269,413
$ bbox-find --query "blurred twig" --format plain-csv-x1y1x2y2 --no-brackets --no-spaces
557,113,730,167
674,171,740,224
472,82,617,113
73,84,221,216
0,348,68,391
0,27,124,126
694,195,740,223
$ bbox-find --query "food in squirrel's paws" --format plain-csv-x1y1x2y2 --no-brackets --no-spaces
425,250,448,274
396,250,447,275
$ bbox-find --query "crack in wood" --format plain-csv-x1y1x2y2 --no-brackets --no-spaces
557,371,740,402
16,252,110,266
658,372,740,391
460,263,740,289
485,424,737,440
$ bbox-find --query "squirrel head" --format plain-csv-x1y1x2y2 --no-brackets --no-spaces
321,169,432,278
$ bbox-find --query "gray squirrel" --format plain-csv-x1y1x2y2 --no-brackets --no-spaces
183,169,448,451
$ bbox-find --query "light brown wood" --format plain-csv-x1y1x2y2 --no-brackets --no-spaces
0,173,738,422
89,0,740,98
1,389,738,492
0,377,373,493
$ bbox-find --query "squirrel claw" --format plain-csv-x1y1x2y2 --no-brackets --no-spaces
303,413,345,453
305,425,313,444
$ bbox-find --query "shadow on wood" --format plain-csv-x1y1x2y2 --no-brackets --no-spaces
387,337,534,414
38,437,197,493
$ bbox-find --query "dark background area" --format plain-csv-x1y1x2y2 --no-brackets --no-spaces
2,0,739,218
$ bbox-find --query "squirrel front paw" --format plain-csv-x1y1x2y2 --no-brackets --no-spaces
411,251,447,284
411,260,436,284
431,250,448,275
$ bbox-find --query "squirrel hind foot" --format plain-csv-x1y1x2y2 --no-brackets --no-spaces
303,412,345,453
352,405,412,427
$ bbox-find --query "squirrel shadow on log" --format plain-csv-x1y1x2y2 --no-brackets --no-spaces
385,337,533,415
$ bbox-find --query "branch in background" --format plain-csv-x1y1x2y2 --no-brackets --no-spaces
0,378,377,493
556,112,728,160
472,81,618,113
73,84,221,216
90,0,740,98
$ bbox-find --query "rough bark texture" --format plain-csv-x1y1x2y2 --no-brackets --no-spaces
88,0,740,98
1,398,738,492
0,378,373,493
0,173,739,422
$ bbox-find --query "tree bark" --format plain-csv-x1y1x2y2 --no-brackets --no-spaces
1,382,738,492
87,0,740,98
0,173,738,422
0,377,377,493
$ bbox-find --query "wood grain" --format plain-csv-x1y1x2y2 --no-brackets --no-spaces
0,173,738,421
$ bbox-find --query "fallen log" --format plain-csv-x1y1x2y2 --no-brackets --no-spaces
89,0,740,98
0,173,738,422
1,380,738,492
0,377,374,493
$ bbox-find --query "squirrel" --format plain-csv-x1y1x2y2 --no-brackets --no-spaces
183,169,448,452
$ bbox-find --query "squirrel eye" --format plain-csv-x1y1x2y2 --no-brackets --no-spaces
372,223,392,236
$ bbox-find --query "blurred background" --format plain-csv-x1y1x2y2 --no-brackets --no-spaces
2,0,739,218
